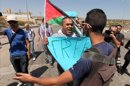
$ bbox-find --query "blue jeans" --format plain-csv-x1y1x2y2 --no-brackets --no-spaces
30,41,35,57
10,55,28,73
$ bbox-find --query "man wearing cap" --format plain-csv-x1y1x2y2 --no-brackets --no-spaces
0,15,30,86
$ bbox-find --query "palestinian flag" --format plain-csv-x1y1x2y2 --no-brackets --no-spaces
48,12,78,25
45,0,83,36
48,17,63,25
45,0,68,25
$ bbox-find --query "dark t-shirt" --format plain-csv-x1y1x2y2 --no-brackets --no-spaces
125,40,130,46
103,31,112,43
116,33,124,52
124,40,130,62
116,33,124,43
69,42,113,84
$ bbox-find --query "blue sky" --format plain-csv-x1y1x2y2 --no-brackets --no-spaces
0,0,130,20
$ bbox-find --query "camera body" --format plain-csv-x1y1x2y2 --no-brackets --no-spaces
105,30,112,35
104,30,113,42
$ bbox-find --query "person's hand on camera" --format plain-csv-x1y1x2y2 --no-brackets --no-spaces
110,32,115,38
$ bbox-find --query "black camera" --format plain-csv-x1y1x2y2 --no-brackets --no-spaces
105,30,112,35
104,30,113,42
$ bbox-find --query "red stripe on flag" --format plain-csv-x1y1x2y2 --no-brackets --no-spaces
45,0,63,22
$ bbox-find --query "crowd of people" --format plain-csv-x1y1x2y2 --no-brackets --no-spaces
0,8,130,86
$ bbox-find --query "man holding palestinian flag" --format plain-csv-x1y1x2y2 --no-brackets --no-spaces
37,0,63,65
45,0,83,36
42,0,84,68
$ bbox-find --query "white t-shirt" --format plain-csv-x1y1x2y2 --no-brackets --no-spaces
39,24,53,40
25,29,34,41
52,29,77,37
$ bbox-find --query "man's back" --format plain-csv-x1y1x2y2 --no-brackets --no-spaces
80,42,116,86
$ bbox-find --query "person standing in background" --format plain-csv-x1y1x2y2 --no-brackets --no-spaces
104,25,122,72
115,24,125,70
121,40,130,74
25,23,36,61
37,18,53,64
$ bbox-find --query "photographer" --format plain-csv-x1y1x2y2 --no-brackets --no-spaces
104,25,121,71
104,25,117,43
115,24,125,72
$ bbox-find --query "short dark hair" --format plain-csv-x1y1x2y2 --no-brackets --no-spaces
109,25,116,30
116,24,122,28
85,9,107,33
61,16,72,25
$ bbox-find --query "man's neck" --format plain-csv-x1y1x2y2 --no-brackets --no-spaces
90,33,104,46
62,30,68,36
12,28,19,32
62,30,73,37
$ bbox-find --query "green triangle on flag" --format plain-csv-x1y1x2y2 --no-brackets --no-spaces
45,0,63,22
48,17,62,25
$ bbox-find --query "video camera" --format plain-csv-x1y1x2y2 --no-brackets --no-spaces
104,30,113,42
105,30,112,35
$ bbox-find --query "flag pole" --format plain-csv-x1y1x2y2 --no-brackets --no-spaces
72,19,83,37
44,0,47,37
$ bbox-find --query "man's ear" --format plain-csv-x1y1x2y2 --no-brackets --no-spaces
84,23,91,31
86,23,92,29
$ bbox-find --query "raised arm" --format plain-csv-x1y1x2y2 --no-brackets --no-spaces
110,33,121,48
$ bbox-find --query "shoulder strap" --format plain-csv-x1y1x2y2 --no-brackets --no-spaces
9,29,20,45
84,47,116,65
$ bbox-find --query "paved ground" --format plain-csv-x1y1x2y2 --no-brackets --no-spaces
0,27,130,86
